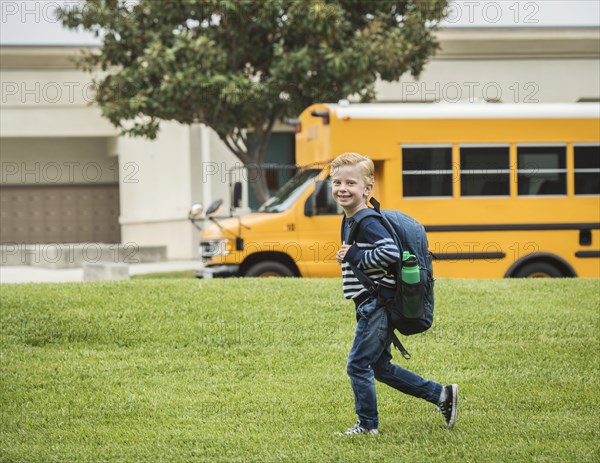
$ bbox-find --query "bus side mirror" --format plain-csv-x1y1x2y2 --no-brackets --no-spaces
206,199,223,216
232,182,242,208
236,237,244,251
304,193,315,217
189,202,204,221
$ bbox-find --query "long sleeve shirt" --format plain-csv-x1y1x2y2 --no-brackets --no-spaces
342,214,400,304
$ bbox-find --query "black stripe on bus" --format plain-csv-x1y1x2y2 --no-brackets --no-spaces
425,222,600,232
575,251,600,258
433,252,506,261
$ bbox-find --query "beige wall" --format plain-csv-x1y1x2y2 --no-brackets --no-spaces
377,58,600,103
377,28,600,103
1,137,116,185
117,122,194,259
1,70,97,106
0,68,116,137
115,121,241,259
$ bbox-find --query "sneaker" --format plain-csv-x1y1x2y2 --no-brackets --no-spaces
337,420,379,436
437,384,458,429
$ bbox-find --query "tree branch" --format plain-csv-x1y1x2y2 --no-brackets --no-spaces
223,134,250,165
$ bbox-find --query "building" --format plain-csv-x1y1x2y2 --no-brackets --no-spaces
1,27,599,260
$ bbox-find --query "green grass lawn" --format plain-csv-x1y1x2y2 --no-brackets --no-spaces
131,270,197,280
1,278,599,463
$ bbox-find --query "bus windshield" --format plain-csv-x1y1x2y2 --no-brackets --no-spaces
259,168,321,213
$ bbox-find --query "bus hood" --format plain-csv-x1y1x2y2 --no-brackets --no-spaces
200,212,290,240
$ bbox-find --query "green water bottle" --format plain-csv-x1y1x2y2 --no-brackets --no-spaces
401,251,420,284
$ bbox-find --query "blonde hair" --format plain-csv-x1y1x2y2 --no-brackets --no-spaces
330,152,375,186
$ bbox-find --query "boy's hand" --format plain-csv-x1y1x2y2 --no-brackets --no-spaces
336,244,351,264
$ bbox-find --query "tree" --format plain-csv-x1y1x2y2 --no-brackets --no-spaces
60,0,447,205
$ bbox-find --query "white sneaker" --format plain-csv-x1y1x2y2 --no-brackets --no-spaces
337,420,379,436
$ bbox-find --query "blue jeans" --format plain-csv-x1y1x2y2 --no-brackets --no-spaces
346,297,443,430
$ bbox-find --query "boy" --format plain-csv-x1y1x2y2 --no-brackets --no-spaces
331,152,458,435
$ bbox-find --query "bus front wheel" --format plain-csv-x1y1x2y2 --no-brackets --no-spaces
513,262,563,278
244,261,295,277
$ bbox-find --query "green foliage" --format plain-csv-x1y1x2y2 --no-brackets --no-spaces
1,278,598,462
59,1,447,203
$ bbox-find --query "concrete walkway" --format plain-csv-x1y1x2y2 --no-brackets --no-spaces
0,260,201,284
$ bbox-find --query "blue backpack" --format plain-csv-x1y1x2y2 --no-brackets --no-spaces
342,198,435,359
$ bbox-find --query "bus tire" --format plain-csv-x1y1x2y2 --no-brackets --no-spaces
244,261,295,277
513,262,563,278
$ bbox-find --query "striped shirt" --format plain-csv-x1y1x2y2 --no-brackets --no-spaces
342,215,400,302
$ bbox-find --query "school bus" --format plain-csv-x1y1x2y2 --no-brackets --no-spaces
193,102,600,279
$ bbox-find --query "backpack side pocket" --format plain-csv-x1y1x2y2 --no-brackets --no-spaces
401,280,425,319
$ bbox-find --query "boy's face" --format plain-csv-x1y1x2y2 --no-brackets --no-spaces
330,165,373,213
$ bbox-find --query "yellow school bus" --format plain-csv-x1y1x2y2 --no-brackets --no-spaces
195,102,600,278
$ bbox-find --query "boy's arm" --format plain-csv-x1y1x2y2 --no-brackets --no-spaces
343,217,400,270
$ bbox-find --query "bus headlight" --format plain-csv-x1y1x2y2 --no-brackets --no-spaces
199,239,229,262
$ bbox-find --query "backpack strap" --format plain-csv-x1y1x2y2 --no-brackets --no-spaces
347,261,380,297
370,197,382,212
370,197,404,255
389,332,412,360
341,212,379,296
342,207,382,295
345,208,379,244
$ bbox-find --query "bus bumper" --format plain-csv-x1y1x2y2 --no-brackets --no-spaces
196,264,240,279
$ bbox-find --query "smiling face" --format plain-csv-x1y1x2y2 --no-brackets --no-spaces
330,164,373,217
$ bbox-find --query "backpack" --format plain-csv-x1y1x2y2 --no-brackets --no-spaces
342,197,435,359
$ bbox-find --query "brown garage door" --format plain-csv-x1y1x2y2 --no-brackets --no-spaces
0,184,120,244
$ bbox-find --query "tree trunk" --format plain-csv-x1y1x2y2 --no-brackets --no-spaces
246,164,270,206
221,115,277,209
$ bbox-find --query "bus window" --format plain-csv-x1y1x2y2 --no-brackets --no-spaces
574,144,600,195
314,179,343,215
402,146,453,197
517,145,567,196
460,145,510,196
